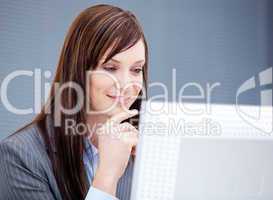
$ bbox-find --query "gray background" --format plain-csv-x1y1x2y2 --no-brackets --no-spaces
0,0,272,140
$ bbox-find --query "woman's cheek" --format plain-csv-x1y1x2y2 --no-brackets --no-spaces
129,87,142,105
134,81,143,96
89,74,115,109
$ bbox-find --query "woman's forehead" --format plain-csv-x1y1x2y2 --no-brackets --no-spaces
100,39,145,65
112,40,145,63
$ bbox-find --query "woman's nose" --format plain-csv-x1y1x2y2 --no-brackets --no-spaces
117,71,129,87
116,71,133,93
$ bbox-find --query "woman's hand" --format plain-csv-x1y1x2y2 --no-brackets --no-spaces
92,109,139,196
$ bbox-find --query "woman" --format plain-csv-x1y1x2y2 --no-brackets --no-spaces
0,4,148,200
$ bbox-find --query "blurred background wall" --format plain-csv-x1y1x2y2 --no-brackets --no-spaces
0,0,272,140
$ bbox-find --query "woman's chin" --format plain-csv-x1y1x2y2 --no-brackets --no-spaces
91,100,132,117
106,105,131,116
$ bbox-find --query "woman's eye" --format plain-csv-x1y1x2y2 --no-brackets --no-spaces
103,66,117,72
133,68,143,74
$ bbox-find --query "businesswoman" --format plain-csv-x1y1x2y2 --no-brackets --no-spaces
0,4,148,200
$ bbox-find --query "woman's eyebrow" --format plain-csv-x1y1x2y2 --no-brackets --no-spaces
110,58,145,65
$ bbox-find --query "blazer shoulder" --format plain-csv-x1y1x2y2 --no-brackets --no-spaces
0,124,62,200
0,123,56,188
0,122,53,179
0,123,46,156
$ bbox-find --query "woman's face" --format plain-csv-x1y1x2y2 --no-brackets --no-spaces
88,39,145,116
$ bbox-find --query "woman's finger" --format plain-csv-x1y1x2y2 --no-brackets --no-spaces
110,109,138,124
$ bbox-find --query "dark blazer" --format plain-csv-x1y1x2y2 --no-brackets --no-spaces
0,117,134,200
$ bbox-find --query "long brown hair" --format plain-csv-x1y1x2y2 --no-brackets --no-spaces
14,4,148,200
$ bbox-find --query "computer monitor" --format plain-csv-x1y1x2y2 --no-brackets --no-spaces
131,101,273,200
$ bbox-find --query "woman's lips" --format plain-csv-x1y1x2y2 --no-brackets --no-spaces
106,95,130,103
